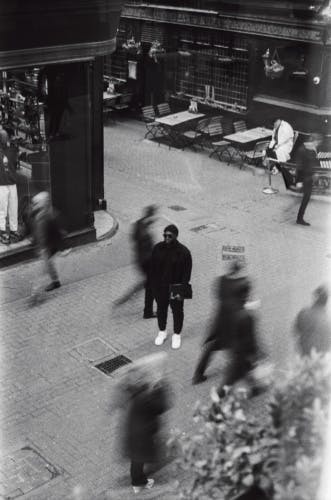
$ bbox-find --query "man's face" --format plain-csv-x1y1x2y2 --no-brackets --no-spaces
163,231,176,245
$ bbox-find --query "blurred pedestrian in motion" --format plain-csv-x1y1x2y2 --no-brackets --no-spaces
294,285,331,356
192,260,250,384
150,224,192,349
116,353,172,494
30,191,63,301
114,205,157,318
295,132,323,226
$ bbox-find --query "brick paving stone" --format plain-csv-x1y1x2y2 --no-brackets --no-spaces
0,117,330,498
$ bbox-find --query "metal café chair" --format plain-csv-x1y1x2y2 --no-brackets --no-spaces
233,120,247,133
156,102,171,117
207,117,232,162
180,117,211,150
141,105,164,140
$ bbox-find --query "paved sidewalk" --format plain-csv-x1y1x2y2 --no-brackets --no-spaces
0,117,330,499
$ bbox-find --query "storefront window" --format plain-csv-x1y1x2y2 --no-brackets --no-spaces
0,67,51,248
175,30,249,111
257,43,322,105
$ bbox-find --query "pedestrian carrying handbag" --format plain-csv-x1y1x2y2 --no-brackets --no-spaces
169,283,193,299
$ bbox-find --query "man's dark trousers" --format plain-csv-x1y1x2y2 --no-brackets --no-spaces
130,461,147,486
154,288,184,333
297,179,313,221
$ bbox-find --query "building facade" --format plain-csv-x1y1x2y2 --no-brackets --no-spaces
107,0,331,135
0,0,124,264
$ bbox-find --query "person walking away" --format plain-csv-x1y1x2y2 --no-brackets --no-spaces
150,224,192,349
215,282,264,398
295,133,323,226
193,260,250,384
117,353,171,494
114,205,157,317
30,191,63,300
294,285,331,356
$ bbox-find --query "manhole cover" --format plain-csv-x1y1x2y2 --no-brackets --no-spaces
95,355,132,375
168,205,187,211
0,446,60,498
69,338,118,364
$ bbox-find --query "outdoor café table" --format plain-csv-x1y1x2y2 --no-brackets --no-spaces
223,126,273,164
155,110,205,148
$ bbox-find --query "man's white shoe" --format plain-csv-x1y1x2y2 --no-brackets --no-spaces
155,330,167,346
171,334,181,349
133,478,154,494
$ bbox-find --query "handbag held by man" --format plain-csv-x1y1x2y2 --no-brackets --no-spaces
169,283,193,299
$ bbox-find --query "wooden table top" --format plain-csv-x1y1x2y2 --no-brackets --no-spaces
224,127,273,144
155,110,205,127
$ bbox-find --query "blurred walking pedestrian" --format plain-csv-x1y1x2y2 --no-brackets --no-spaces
192,260,250,384
294,285,331,356
114,205,157,318
295,132,323,226
30,191,63,301
116,353,171,494
150,224,192,349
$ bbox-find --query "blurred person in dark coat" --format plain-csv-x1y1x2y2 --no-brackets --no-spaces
193,260,250,384
30,191,63,299
150,224,192,349
117,353,171,494
115,205,157,317
295,132,323,226
294,285,331,356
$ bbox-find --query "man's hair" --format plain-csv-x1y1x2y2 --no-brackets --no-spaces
309,133,323,143
164,224,178,237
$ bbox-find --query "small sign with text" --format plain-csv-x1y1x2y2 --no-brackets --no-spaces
222,245,245,261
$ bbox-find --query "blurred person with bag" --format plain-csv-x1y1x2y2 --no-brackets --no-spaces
30,191,63,300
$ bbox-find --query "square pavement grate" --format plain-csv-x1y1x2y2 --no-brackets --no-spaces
168,205,187,211
95,355,132,375
69,337,118,364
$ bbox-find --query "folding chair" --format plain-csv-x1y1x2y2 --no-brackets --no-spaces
233,120,247,133
156,102,171,117
206,117,232,162
242,140,270,167
180,117,211,150
141,105,164,140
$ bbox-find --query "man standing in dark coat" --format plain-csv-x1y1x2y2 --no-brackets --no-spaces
150,224,192,349
295,133,323,226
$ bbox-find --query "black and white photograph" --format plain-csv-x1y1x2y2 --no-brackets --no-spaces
1,1,331,499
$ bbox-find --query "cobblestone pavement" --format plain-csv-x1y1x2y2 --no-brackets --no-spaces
1,116,331,499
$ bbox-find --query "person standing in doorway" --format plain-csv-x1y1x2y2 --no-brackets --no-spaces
150,224,192,350
295,133,323,226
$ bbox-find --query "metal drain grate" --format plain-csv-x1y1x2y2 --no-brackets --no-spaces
95,355,132,375
169,205,187,211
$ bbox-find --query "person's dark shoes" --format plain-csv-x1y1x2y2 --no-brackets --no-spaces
192,374,207,385
296,219,310,226
143,311,157,319
0,231,10,245
45,281,61,292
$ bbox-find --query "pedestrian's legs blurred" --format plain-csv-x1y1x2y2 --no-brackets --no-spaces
31,249,59,303
218,353,250,396
130,461,147,486
143,277,155,317
297,180,312,222
193,339,218,382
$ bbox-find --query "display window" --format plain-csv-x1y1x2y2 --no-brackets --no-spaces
0,66,54,249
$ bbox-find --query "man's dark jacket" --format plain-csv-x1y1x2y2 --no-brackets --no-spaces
150,240,192,292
